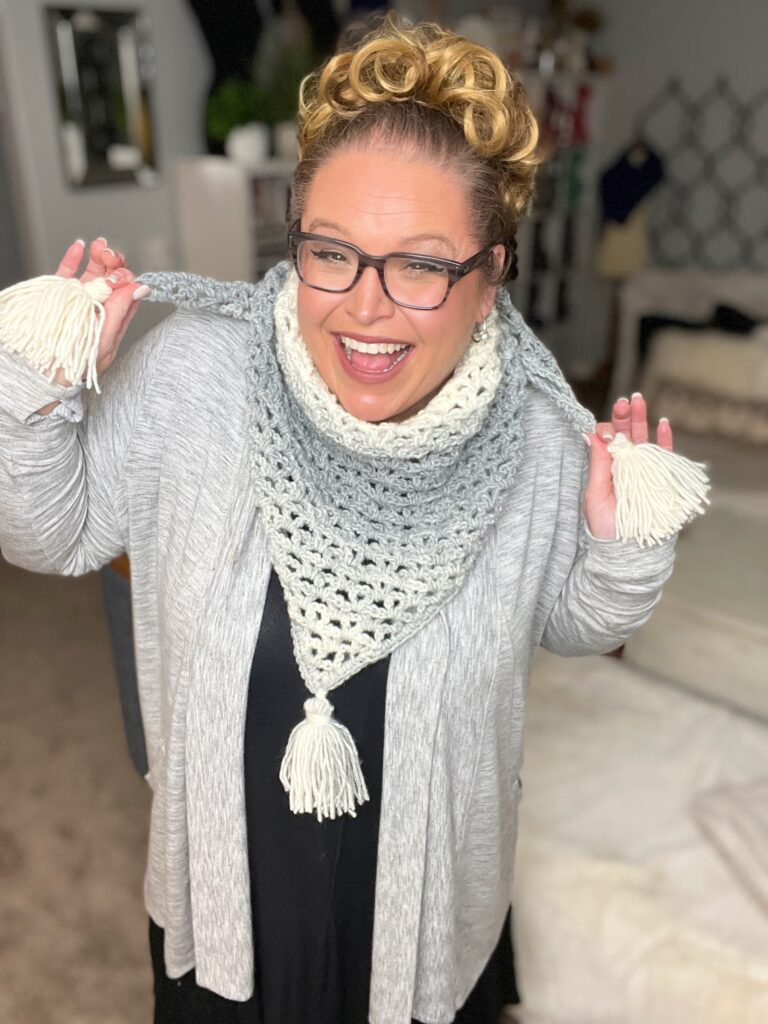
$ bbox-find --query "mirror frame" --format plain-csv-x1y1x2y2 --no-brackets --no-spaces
45,6,159,188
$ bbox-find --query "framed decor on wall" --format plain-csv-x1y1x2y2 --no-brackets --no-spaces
45,6,159,188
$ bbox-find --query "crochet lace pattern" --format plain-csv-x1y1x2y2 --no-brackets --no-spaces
274,267,503,459
139,261,597,696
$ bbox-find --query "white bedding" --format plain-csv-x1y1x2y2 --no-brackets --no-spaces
694,779,768,917
622,500,768,721
512,649,768,1024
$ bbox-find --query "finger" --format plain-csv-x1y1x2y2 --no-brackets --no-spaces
101,246,125,272
595,420,614,442
656,416,674,452
629,392,649,444
55,239,86,278
584,430,614,493
611,396,631,437
104,267,135,290
101,281,142,348
113,300,141,349
81,237,109,283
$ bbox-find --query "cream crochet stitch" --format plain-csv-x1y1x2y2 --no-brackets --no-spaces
134,259,708,818
0,256,711,819
274,267,502,458
136,260,594,818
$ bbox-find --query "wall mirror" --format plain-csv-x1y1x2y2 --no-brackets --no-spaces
45,7,158,187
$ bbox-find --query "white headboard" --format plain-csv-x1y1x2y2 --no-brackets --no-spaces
607,268,768,419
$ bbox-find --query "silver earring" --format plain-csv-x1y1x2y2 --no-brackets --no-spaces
472,316,490,343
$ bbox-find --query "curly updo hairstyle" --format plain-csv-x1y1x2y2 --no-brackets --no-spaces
288,12,540,285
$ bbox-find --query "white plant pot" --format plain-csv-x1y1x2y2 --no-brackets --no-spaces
225,122,271,170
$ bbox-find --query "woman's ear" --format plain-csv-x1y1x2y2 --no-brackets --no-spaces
493,242,511,283
478,244,506,318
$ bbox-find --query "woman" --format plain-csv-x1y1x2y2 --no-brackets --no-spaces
0,15,683,1024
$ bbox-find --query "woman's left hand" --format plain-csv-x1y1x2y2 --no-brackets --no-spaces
582,392,675,540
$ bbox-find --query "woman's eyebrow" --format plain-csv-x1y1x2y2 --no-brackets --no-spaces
399,233,457,256
306,219,457,256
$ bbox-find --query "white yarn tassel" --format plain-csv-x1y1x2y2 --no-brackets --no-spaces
0,274,112,393
279,692,370,821
608,432,711,546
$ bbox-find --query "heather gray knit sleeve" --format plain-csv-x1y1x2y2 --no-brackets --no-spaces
0,316,171,576
539,435,678,656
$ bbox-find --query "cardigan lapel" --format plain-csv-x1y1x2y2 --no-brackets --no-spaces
369,534,502,1024
184,456,272,1000
369,608,451,1023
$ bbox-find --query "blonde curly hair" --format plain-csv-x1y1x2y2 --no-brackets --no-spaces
288,12,540,284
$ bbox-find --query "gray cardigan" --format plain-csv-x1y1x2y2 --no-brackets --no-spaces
0,301,677,1024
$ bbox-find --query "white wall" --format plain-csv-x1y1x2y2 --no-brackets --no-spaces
596,0,768,164
576,0,768,377
0,67,24,288
0,0,211,328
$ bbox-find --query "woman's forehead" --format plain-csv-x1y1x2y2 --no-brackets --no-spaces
304,149,473,253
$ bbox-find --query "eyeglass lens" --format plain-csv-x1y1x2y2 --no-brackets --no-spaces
296,240,450,308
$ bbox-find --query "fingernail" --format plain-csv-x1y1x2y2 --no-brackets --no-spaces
631,391,643,399
103,247,116,257
616,395,629,404
659,416,669,424
581,432,592,447
132,285,151,300
602,431,614,441
96,236,107,244
74,238,85,247
107,273,121,284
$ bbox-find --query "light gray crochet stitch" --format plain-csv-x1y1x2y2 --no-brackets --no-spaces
138,260,598,813
0,256,680,1019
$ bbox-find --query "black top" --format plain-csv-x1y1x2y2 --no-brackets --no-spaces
149,569,517,1024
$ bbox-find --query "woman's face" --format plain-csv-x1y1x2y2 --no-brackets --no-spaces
296,147,504,423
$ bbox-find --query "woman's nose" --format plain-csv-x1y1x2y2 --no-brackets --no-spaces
344,265,395,323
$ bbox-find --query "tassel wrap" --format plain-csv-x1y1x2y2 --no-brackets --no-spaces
607,432,711,546
278,692,370,821
0,264,715,815
0,274,111,393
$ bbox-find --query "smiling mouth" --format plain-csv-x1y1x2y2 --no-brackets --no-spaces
334,333,414,374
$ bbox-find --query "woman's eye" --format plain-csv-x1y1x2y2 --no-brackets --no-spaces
310,247,350,264
404,261,445,275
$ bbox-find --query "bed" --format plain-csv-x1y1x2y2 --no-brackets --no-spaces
509,268,768,1024
512,646,768,1024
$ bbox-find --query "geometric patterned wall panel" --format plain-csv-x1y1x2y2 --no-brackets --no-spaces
636,77,768,270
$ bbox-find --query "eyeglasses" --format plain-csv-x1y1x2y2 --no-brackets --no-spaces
287,220,497,311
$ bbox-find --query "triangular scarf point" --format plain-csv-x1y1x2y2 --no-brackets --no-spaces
0,259,710,818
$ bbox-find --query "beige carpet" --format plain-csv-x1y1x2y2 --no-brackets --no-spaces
0,554,522,1024
0,555,152,1024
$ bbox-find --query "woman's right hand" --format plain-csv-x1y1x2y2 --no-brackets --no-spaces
47,237,149,387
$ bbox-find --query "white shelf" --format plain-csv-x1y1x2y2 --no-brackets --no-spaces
175,156,294,281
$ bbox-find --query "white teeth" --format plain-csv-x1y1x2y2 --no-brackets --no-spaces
339,335,409,354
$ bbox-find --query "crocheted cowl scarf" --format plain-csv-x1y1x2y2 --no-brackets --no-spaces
139,259,597,818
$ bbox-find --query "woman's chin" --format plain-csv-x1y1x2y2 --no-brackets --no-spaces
340,397,400,423
333,379,446,423
336,389,414,424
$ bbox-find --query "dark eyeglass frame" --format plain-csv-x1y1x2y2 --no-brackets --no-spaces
287,220,498,310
